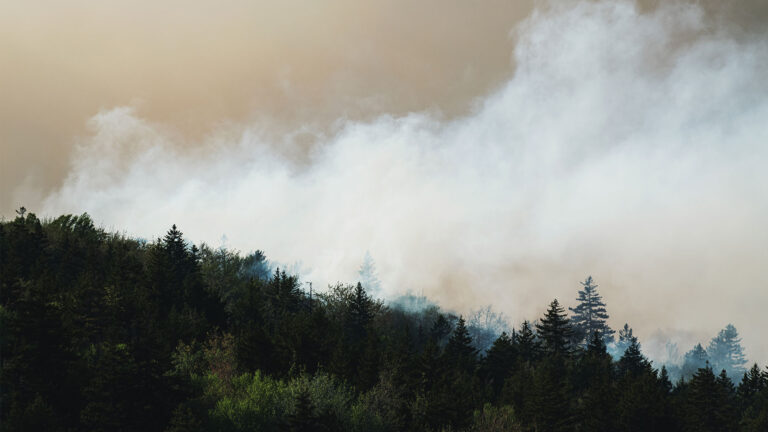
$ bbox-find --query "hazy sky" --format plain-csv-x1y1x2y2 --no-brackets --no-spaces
3,0,768,365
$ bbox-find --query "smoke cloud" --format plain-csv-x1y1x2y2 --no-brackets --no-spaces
16,0,768,365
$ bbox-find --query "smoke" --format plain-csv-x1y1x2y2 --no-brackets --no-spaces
38,0,768,365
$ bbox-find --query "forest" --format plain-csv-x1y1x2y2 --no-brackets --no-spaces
1,211,767,431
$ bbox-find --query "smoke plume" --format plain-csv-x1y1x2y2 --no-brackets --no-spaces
25,0,768,364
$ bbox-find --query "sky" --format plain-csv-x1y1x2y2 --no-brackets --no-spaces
2,0,768,365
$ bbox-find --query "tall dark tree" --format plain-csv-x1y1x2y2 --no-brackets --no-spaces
515,320,540,362
617,338,650,378
482,331,516,398
684,366,738,432
536,299,573,356
443,316,478,373
569,276,614,346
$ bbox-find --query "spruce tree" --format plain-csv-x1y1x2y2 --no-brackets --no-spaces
357,251,381,297
515,320,540,362
707,324,747,380
536,299,573,356
483,332,516,398
617,338,650,378
682,343,710,379
443,316,478,373
615,323,637,355
569,276,614,346
684,366,739,432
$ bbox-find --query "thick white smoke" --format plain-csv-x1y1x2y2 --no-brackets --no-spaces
43,1,768,364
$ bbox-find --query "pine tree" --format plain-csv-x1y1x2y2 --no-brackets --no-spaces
682,343,710,379
443,316,478,373
483,332,516,398
357,251,381,297
348,282,373,340
536,299,573,356
707,324,747,380
684,366,738,432
515,320,540,362
569,276,614,346
287,386,321,432
617,338,650,378
614,323,637,355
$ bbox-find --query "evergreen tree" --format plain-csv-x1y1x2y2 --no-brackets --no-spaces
536,299,573,356
618,338,650,378
682,343,710,379
569,276,614,346
443,316,478,373
348,282,374,342
357,251,381,297
614,323,636,355
515,320,540,362
576,331,617,432
707,324,747,380
286,386,322,432
482,331,516,398
684,366,738,432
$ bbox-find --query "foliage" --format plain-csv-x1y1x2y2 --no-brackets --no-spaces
1,212,766,431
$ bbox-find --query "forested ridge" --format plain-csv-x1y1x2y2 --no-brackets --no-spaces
1,211,767,431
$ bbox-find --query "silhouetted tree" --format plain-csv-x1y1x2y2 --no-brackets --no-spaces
569,276,614,346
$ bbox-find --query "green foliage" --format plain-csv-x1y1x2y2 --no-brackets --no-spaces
1,213,765,431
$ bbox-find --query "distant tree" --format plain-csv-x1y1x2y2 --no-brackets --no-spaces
444,316,478,373
614,323,637,356
617,338,650,378
682,344,710,380
348,282,374,340
536,299,573,356
707,324,747,380
684,366,738,432
357,251,381,297
575,331,616,432
482,332,516,398
515,321,540,362
738,364,767,406
569,276,614,346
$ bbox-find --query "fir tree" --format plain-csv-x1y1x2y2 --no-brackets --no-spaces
707,324,747,380
483,332,516,398
684,366,739,432
536,299,573,356
515,320,540,362
443,316,478,373
682,343,710,379
615,323,637,355
357,251,381,297
569,276,614,346
617,338,650,378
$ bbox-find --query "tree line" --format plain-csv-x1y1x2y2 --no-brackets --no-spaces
1,212,767,431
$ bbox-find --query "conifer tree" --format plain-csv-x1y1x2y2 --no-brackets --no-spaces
707,324,747,380
536,299,573,356
515,320,540,362
357,251,381,297
617,338,650,378
483,332,516,398
682,343,710,379
615,323,637,355
443,316,478,372
348,282,374,341
684,366,739,432
569,276,614,346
